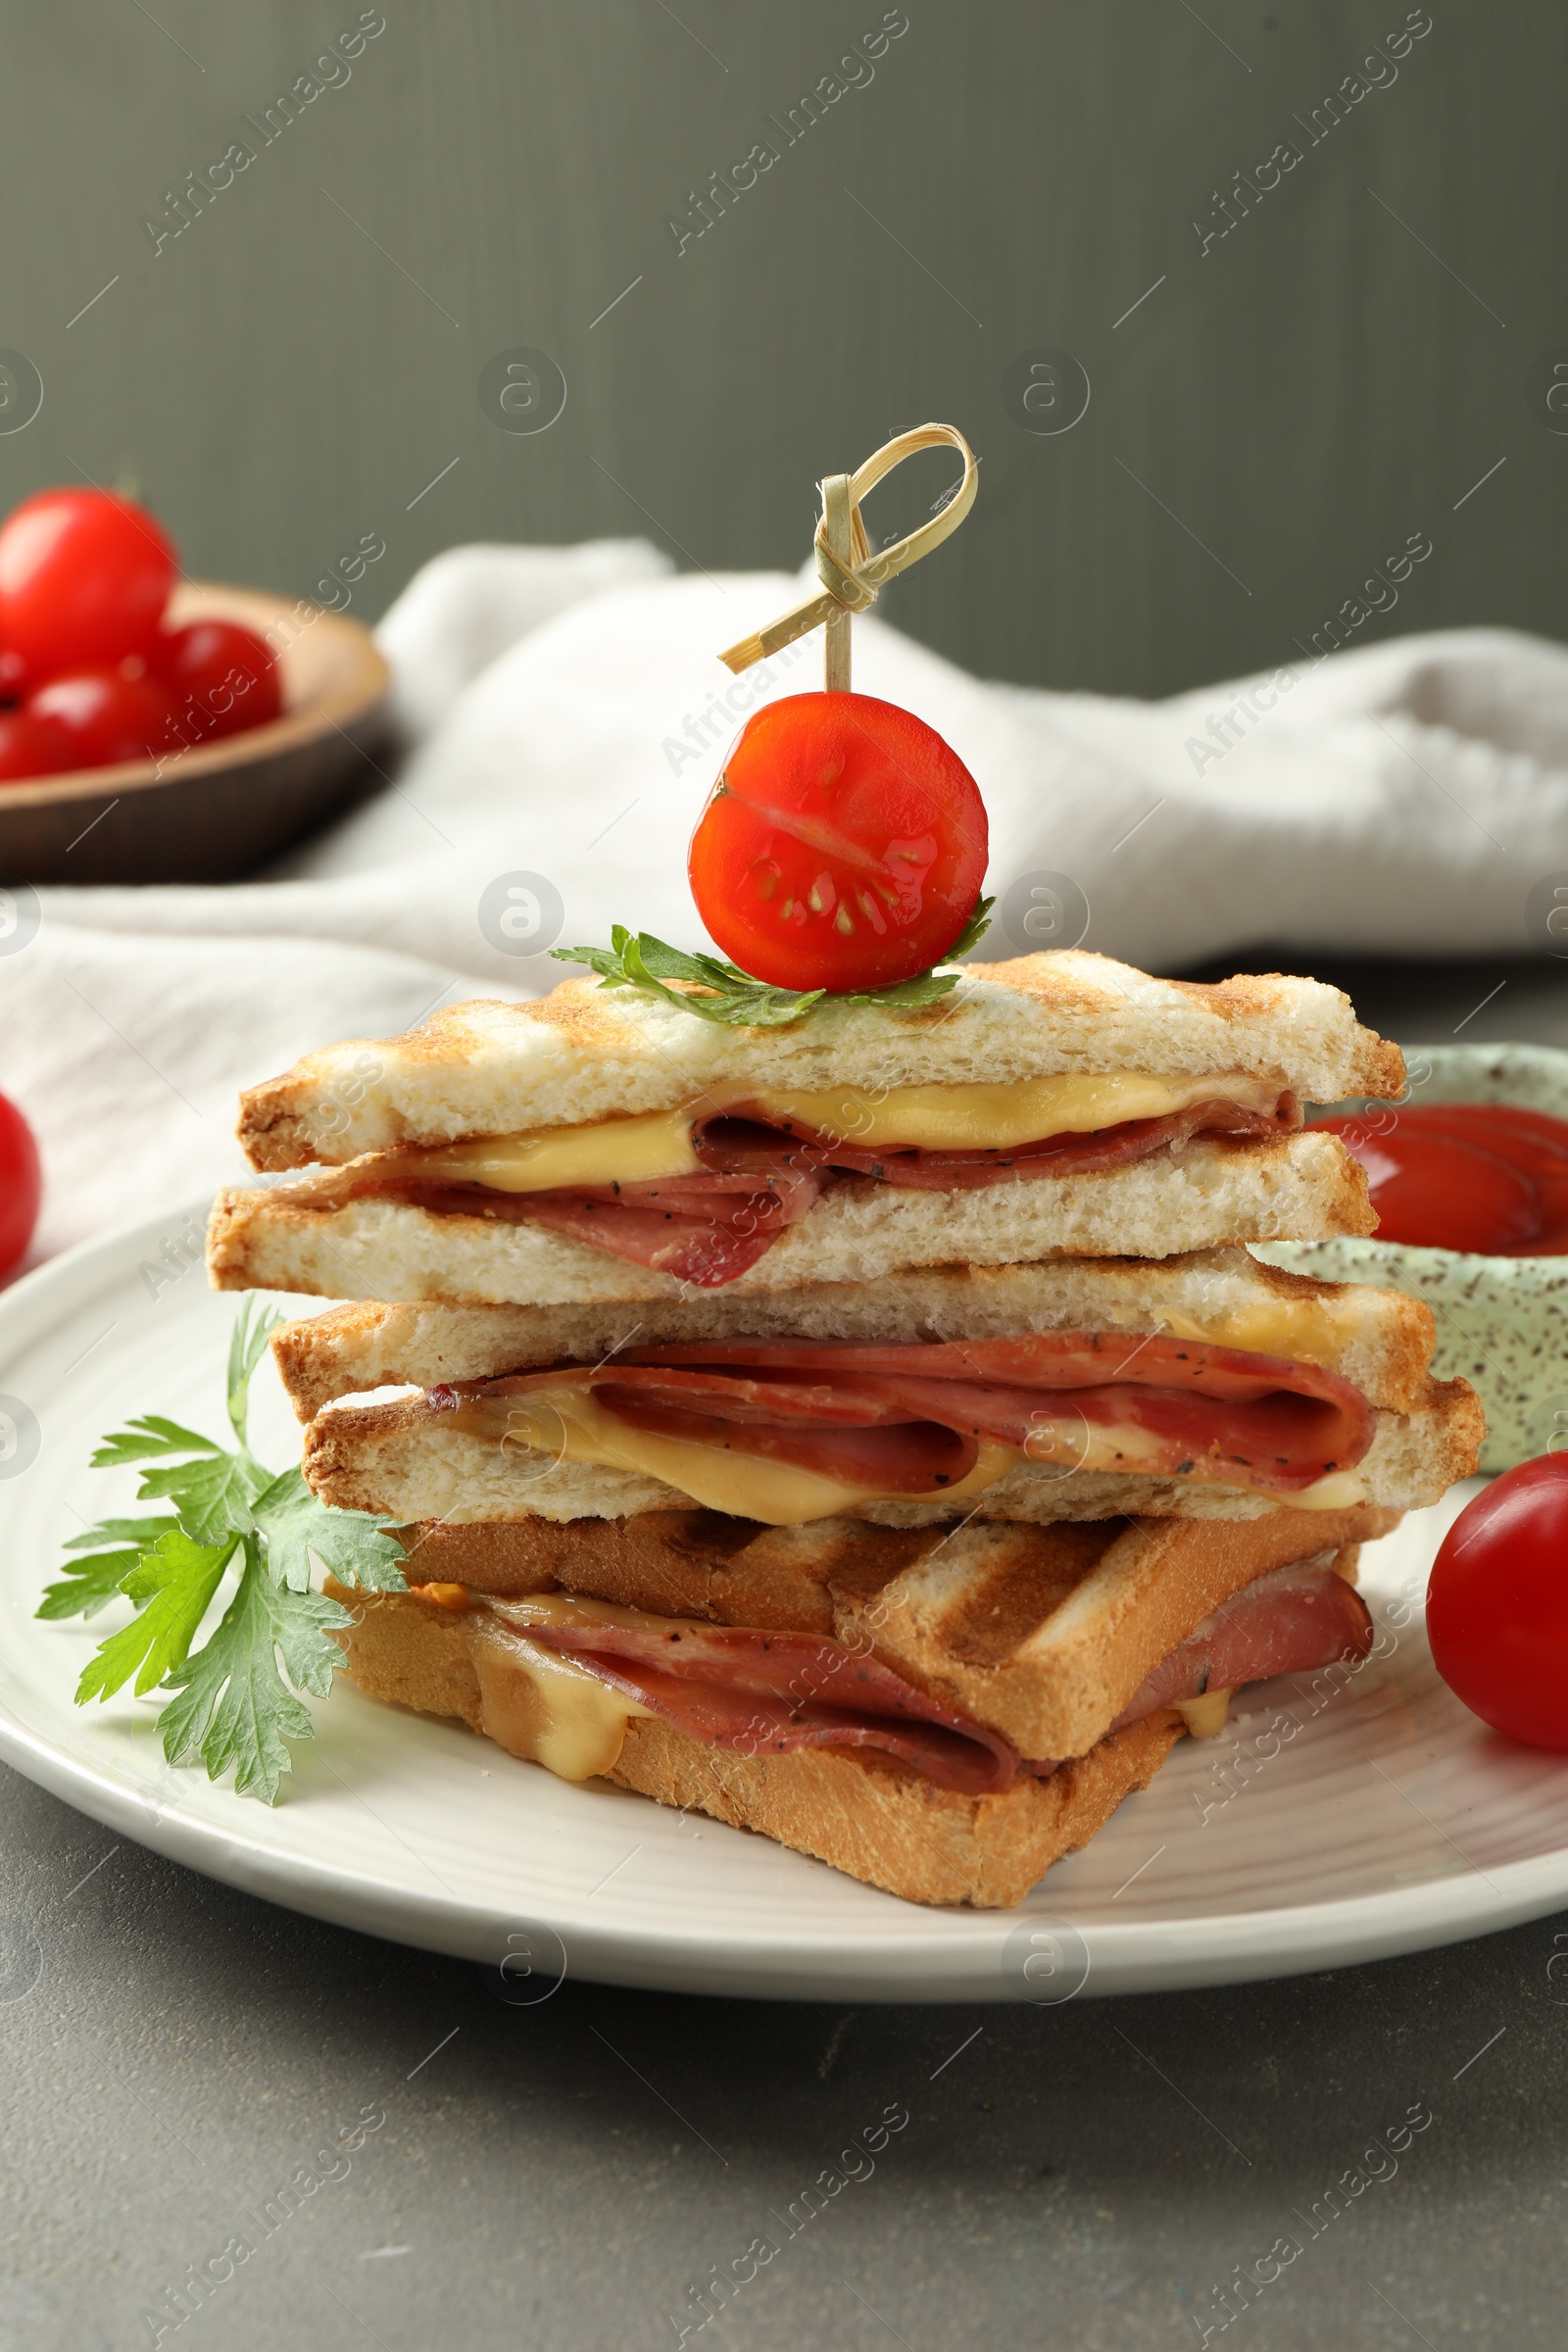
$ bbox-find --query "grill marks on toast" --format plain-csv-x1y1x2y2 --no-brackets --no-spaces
233,954,1404,1174
387,1502,1391,1764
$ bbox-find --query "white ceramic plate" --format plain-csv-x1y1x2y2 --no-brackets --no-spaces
2,1205,1565,2005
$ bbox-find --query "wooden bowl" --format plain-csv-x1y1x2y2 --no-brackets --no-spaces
0,581,393,883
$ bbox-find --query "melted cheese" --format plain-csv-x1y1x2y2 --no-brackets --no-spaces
740,1071,1279,1152
401,1070,1280,1192
469,1614,651,1780
477,1382,1016,1524
1175,1688,1234,1740
1285,1469,1368,1511
495,1591,685,1637
1159,1296,1366,1367
456,1386,1357,1522
415,1108,700,1193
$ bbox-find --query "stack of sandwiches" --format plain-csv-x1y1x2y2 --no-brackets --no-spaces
211,950,1483,1907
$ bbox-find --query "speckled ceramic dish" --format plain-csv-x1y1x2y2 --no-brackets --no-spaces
1259,1042,1568,1473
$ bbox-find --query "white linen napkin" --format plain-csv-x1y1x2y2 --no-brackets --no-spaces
7,538,1567,1267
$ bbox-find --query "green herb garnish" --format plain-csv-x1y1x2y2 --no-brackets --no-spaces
39,1298,407,1802
553,900,994,1028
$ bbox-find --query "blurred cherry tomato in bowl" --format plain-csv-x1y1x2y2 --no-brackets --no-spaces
0,1092,40,1278
0,488,175,674
155,619,282,742
25,667,175,769
1427,1454,1568,1749
0,710,75,782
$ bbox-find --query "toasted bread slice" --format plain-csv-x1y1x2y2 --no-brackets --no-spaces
301,1381,1477,1525
270,1248,1445,1420
210,1128,1374,1306
326,1574,1184,1908
236,954,1404,1171
386,1501,1394,1763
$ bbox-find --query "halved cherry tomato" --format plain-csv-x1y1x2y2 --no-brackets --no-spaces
0,1091,40,1277
1316,1102,1568,1254
1428,1454,1568,1749
0,710,76,783
155,619,282,741
0,488,175,674
688,692,988,991
25,667,175,769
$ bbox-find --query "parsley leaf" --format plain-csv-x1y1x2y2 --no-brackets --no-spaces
557,929,824,1028
133,1448,260,1545
62,1515,184,1552
251,1467,407,1595
947,894,997,960
158,1543,352,1801
45,1300,407,1803
90,1415,225,1469
75,1529,238,1703
38,1515,181,1621
552,900,995,1028
227,1298,281,1454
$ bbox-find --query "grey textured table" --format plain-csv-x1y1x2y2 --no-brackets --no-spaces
3,955,1566,2352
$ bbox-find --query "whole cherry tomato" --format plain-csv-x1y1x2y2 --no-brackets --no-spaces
688,692,989,992
26,666,175,769
155,619,282,741
0,710,76,783
0,1091,40,1277
1427,1453,1568,1749
0,488,176,674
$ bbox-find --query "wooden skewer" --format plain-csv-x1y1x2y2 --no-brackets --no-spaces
718,422,979,682
819,473,854,691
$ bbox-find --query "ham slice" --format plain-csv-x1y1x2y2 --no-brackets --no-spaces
491,1164,824,1287
272,1095,1297,1287
477,1331,1375,1499
1109,1559,1373,1728
497,1556,1374,1794
274,1163,825,1289
503,1607,1020,1794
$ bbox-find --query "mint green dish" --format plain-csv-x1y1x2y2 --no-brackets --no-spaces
1255,1042,1568,1474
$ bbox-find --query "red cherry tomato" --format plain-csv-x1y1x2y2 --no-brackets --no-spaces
688,692,989,992
1316,1103,1568,1254
1428,1455,1568,1748
0,1091,40,1277
0,487,176,675
155,619,282,741
0,710,76,784
26,667,175,769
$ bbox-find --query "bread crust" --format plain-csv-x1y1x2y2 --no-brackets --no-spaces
325,1576,1183,1908
210,1130,1375,1309
236,956,1403,1171
268,1245,1440,1420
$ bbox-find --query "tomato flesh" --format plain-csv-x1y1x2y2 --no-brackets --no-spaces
1315,1102,1568,1254
155,620,282,741
1428,1455,1568,1749
0,488,175,674
0,1091,40,1277
688,693,988,991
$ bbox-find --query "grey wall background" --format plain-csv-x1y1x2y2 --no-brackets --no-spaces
0,0,1556,703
